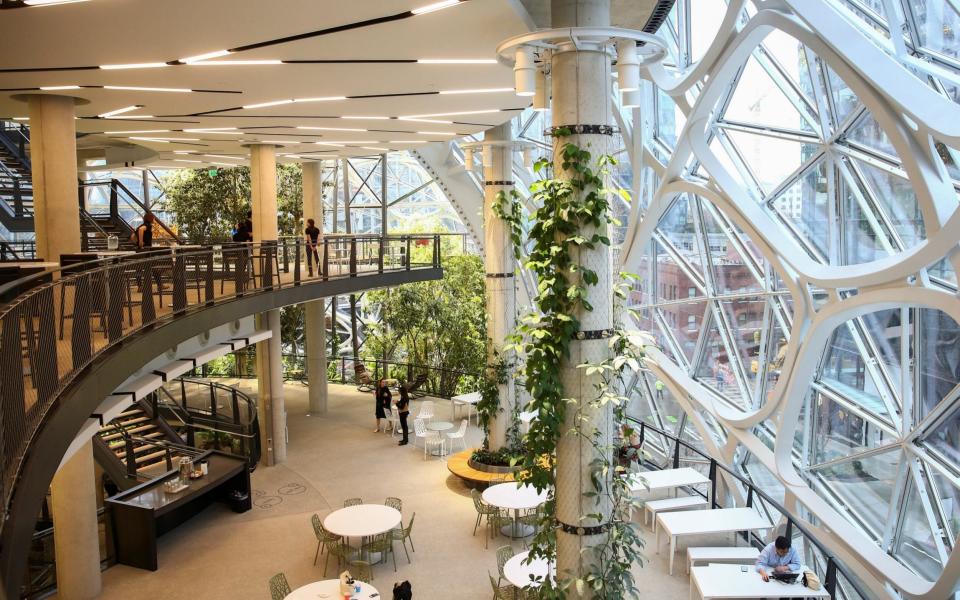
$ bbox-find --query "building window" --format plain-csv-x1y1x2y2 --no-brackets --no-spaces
688,315,696,330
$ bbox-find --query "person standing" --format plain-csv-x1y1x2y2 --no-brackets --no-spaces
243,210,254,242
396,383,410,446
133,212,155,249
374,378,392,433
304,218,321,276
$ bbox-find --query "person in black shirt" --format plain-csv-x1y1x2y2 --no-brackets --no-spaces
243,211,253,242
231,221,246,243
374,379,392,433
304,218,321,276
134,212,155,249
396,383,411,445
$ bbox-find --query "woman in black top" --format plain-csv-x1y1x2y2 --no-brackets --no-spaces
374,379,392,433
396,384,411,446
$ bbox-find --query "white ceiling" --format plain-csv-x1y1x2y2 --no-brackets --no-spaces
0,0,533,167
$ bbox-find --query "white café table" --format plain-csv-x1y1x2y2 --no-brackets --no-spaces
656,507,772,575
628,467,710,495
451,391,480,422
285,579,379,599
690,563,829,600
483,483,549,538
426,421,453,455
323,504,401,560
504,550,553,589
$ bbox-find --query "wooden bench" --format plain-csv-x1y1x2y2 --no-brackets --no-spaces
686,546,760,574
644,495,708,532
446,449,515,488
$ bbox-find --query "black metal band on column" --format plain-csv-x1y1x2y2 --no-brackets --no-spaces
485,272,515,278
556,520,613,536
573,328,614,340
545,125,616,136
484,180,515,186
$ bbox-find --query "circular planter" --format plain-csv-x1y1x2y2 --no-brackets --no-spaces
468,457,519,474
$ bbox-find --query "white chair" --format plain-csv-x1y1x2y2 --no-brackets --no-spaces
389,410,402,437
413,418,444,460
446,419,468,452
416,400,435,423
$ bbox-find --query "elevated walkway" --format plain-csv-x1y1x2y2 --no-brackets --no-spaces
0,235,443,597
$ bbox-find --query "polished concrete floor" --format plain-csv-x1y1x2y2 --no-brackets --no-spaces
88,383,721,599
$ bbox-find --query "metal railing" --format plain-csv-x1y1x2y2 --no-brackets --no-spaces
0,234,441,538
0,240,34,261
79,179,181,243
153,377,261,468
627,418,871,600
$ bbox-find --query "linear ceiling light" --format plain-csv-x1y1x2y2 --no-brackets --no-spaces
130,137,198,141
387,140,427,144
39,85,81,91
99,63,168,70
316,141,378,144
315,142,345,147
211,162,240,166
258,140,298,144
293,96,346,103
204,154,244,160
342,116,389,120
417,59,497,64
173,151,195,154
183,127,238,132
362,147,390,152
174,159,202,163
188,60,283,66
397,117,453,124
24,0,90,5
297,126,367,132
399,109,501,119
411,0,461,15
416,131,455,136
439,88,513,95
105,129,170,134
104,85,192,93
129,137,170,143
242,99,295,109
180,50,231,64
97,105,142,118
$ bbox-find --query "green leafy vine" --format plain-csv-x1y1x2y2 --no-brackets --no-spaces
495,132,647,599
476,352,508,451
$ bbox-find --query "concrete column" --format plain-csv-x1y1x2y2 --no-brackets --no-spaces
303,161,328,415
26,94,81,262
550,1,614,596
249,144,278,241
250,144,285,464
483,124,518,450
50,440,101,599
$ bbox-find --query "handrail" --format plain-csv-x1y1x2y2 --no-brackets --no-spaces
627,417,869,599
0,234,442,541
79,179,181,242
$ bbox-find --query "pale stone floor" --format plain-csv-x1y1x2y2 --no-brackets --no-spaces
86,383,731,600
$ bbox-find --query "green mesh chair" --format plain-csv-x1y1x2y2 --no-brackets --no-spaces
391,511,416,563
488,571,518,600
384,496,402,512
495,545,514,585
269,572,292,600
348,559,374,583
311,513,341,565
344,497,363,507
471,488,499,538
361,532,397,572
324,539,355,577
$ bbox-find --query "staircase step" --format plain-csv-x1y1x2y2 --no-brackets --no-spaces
134,450,170,465
100,423,158,441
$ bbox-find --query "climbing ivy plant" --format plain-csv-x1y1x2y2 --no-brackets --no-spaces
496,131,648,599
476,352,508,451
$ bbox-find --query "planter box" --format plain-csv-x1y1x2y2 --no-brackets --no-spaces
468,457,519,475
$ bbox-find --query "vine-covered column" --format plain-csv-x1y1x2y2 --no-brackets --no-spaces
481,123,518,450
551,0,615,595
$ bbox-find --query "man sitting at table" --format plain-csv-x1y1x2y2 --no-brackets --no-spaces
756,536,801,582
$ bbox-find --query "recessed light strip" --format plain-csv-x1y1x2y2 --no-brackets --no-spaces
97,105,141,118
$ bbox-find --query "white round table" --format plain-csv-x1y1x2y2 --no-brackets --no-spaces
324,504,401,538
504,550,553,588
426,421,453,455
323,504,401,561
285,579,379,599
482,483,549,537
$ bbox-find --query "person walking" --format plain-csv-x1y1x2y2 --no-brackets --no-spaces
396,383,411,446
304,218,321,276
374,378,392,433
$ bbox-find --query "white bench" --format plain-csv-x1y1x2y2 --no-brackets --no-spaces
643,495,708,532
686,546,760,574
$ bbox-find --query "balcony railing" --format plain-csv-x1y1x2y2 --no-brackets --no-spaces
0,234,441,538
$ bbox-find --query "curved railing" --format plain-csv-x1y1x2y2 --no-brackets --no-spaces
0,234,440,539
627,418,870,600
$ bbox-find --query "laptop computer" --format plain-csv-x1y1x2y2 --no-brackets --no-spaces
771,572,800,584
